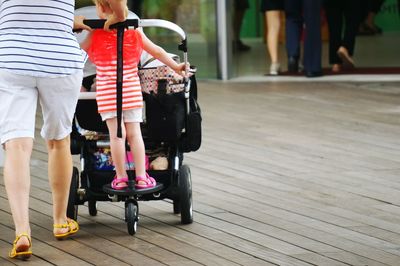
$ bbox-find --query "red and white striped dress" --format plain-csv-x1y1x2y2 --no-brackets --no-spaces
87,29,143,113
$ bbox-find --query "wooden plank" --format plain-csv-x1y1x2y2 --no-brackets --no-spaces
0,185,198,266
188,185,400,265
138,204,349,266
0,222,91,266
142,200,390,266
0,179,243,266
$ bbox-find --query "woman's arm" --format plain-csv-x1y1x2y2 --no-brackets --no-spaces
79,32,93,52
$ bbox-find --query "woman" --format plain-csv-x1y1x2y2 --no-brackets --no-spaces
325,0,362,72
261,0,285,75
0,0,125,260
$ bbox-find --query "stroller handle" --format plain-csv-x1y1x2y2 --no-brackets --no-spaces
82,19,139,29
82,19,188,52
82,19,186,42
139,19,186,42
139,19,187,52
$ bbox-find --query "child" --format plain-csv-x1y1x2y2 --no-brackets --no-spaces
81,0,187,189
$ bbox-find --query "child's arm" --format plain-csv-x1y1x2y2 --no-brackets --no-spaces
140,30,188,77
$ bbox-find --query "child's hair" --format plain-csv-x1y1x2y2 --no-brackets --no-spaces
92,0,108,6
92,0,129,16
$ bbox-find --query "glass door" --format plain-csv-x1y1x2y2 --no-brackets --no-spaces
141,0,218,79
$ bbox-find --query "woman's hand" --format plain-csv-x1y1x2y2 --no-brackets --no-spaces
73,15,91,32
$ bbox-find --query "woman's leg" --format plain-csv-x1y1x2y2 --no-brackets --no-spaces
37,71,82,233
0,71,37,249
47,136,79,234
106,117,128,181
284,0,303,62
343,0,362,56
324,0,343,66
3,138,33,247
366,0,384,33
125,122,146,179
266,10,281,64
359,0,384,34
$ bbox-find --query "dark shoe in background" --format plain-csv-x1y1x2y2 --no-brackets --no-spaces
287,57,299,73
234,40,251,52
358,22,382,35
369,23,383,34
358,22,375,35
305,71,323,78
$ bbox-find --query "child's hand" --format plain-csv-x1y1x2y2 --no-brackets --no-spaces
173,62,190,78
73,15,91,32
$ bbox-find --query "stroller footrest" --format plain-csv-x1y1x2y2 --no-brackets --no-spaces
103,183,164,196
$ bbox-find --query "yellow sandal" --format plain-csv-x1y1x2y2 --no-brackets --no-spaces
53,218,79,240
9,233,32,260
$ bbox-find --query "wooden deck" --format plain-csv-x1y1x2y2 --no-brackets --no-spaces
1,80,400,265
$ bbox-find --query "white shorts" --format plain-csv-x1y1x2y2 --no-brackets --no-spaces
0,70,83,145
100,108,143,123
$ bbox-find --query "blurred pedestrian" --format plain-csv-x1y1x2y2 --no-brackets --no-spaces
284,0,323,77
325,0,362,72
233,0,251,51
359,0,385,35
261,0,285,75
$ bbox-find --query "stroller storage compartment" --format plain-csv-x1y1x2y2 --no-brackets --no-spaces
144,90,185,142
180,75,202,152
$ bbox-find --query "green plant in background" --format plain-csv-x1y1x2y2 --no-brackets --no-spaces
143,0,182,21
75,0,94,9
376,0,400,31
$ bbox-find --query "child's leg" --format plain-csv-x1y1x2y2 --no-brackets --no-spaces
106,118,128,184
125,122,146,178
125,109,154,188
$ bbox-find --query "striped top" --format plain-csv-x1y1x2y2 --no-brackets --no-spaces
87,29,143,113
0,0,86,77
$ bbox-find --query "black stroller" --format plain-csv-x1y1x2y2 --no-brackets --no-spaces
68,18,201,235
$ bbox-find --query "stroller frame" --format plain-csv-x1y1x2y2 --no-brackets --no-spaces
68,18,198,235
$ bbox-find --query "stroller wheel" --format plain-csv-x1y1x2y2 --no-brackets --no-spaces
67,167,79,221
125,201,138,235
88,200,97,216
178,165,193,224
